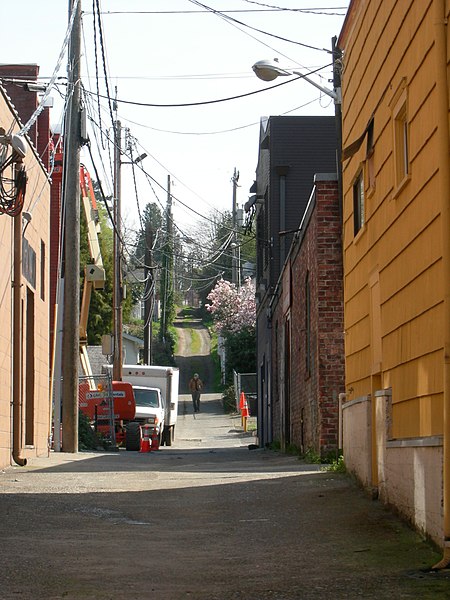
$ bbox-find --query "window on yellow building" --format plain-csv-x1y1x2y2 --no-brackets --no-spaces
391,84,410,193
353,171,365,236
365,118,375,192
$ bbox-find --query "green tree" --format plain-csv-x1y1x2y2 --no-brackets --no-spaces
132,202,163,267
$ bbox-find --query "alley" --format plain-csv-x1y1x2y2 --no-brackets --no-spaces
0,394,448,599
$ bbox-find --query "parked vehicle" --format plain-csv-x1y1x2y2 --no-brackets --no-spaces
112,381,166,451
120,365,179,447
80,365,179,450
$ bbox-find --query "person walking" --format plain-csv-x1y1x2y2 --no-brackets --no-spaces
189,373,203,413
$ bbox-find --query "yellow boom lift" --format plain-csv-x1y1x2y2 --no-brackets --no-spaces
79,165,106,377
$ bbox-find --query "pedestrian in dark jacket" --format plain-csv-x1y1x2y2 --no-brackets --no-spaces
189,373,203,413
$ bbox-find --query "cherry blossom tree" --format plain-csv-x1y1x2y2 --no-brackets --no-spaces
206,278,256,382
205,278,256,335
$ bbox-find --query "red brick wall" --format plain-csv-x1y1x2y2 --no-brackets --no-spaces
270,177,344,456
0,65,39,146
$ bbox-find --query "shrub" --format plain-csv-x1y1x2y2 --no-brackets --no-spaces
222,385,237,413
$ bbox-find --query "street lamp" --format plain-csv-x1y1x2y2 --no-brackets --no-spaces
253,40,344,220
252,59,341,104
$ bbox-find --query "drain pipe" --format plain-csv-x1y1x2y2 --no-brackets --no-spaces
12,213,26,466
433,0,450,569
338,393,346,453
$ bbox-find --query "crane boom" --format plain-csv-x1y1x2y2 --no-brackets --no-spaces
79,165,106,377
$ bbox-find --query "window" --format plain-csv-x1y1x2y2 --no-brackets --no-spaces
353,171,365,236
390,81,410,193
365,118,375,192
394,98,409,185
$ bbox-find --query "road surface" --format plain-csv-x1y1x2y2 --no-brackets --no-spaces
0,393,448,599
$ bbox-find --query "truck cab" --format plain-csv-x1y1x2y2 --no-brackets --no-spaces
132,385,165,432
111,381,164,450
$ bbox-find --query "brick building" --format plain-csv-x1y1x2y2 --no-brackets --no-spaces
0,76,51,468
270,174,344,456
249,115,338,447
0,64,61,370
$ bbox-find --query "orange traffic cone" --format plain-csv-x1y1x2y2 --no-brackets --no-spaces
140,424,152,453
151,428,160,451
240,392,250,431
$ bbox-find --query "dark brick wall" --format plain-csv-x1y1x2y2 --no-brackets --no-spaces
271,176,344,456
0,64,51,169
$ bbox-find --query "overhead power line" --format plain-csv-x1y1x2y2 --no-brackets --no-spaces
82,63,330,108
187,0,334,52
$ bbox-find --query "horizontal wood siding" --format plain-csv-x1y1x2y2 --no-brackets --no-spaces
341,0,445,437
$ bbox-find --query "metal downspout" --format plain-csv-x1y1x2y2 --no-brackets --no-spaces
433,0,450,569
12,214,26,466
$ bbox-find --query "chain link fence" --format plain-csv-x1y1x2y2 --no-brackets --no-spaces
78,372,116,447
233,371,257,416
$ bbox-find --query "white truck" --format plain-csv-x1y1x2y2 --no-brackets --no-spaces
120,365,180,447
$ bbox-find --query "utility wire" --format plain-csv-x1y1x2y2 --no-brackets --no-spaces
187,0,332,52
83,64,330,108
19,0,80,136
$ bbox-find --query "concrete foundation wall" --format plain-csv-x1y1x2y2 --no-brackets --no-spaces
342,396,372,487
343,392,443,545
375,392,443,545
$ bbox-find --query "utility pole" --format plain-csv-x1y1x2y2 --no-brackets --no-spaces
143,221,153,365
231,168,239,285
61,0,81,452
113,119,123,379
161,176,173,342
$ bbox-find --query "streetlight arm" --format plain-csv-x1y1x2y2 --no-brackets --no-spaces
252,59,340,104
291,70,340,103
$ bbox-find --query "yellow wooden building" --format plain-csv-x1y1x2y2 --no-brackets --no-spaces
339,0,450,558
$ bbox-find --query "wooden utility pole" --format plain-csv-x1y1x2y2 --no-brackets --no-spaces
61,0,81,452
143,221,153,365
113,120,123,380
161,176,173,342
231,168,239,285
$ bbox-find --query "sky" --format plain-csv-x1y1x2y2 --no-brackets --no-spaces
0,1,348,242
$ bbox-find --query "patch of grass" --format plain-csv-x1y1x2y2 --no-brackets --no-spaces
286,442,302,456
245,420,257,432
303,447,323,463
266,440,281,451
322,455,347,473
190,328,201,354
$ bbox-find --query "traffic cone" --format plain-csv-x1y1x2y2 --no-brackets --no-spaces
151,428,160,451
140,424,152,453
240,392,250,430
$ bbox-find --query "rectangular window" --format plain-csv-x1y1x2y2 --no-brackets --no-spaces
390,82,410,193
353,171,365,236
366,118,375,191
394,101,409,184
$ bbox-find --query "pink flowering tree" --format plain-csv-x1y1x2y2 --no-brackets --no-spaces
206,278,256,381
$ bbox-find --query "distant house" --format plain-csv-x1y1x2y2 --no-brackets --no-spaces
123,332,143,365
251,115,338,448
339,0,450,550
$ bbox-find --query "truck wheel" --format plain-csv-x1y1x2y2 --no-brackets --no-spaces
125,422,140,451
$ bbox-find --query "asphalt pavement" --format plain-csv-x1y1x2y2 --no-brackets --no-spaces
1,393,449,599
